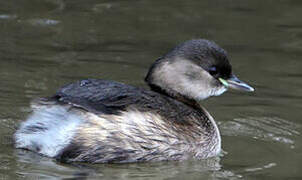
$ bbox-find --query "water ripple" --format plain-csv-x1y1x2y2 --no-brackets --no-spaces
220,116,301,147
26,18,60,26
245,162,277,172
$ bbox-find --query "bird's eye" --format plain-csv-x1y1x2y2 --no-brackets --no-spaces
209,66,218,76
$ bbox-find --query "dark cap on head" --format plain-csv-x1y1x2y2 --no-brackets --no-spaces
165,39,232,79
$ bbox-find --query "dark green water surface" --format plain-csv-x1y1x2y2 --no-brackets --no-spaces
0,0,301,179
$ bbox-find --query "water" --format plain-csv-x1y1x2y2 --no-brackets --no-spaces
0,0,302,179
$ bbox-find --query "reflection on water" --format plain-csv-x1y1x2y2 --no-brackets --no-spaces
15,150,223,179
0,0,302,179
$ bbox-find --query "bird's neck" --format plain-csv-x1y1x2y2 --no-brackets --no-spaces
148,84,201,110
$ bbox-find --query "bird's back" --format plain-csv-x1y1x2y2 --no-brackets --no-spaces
53,79,209,125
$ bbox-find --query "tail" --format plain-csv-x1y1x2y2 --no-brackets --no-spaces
14,100,84,157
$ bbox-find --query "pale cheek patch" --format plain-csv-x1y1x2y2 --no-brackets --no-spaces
151,59,226,100
210,86,227,97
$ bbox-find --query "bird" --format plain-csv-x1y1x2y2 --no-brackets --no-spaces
14,39,254,163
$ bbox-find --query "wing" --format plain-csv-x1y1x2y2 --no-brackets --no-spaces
43,78,201,125
51,79,156,114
